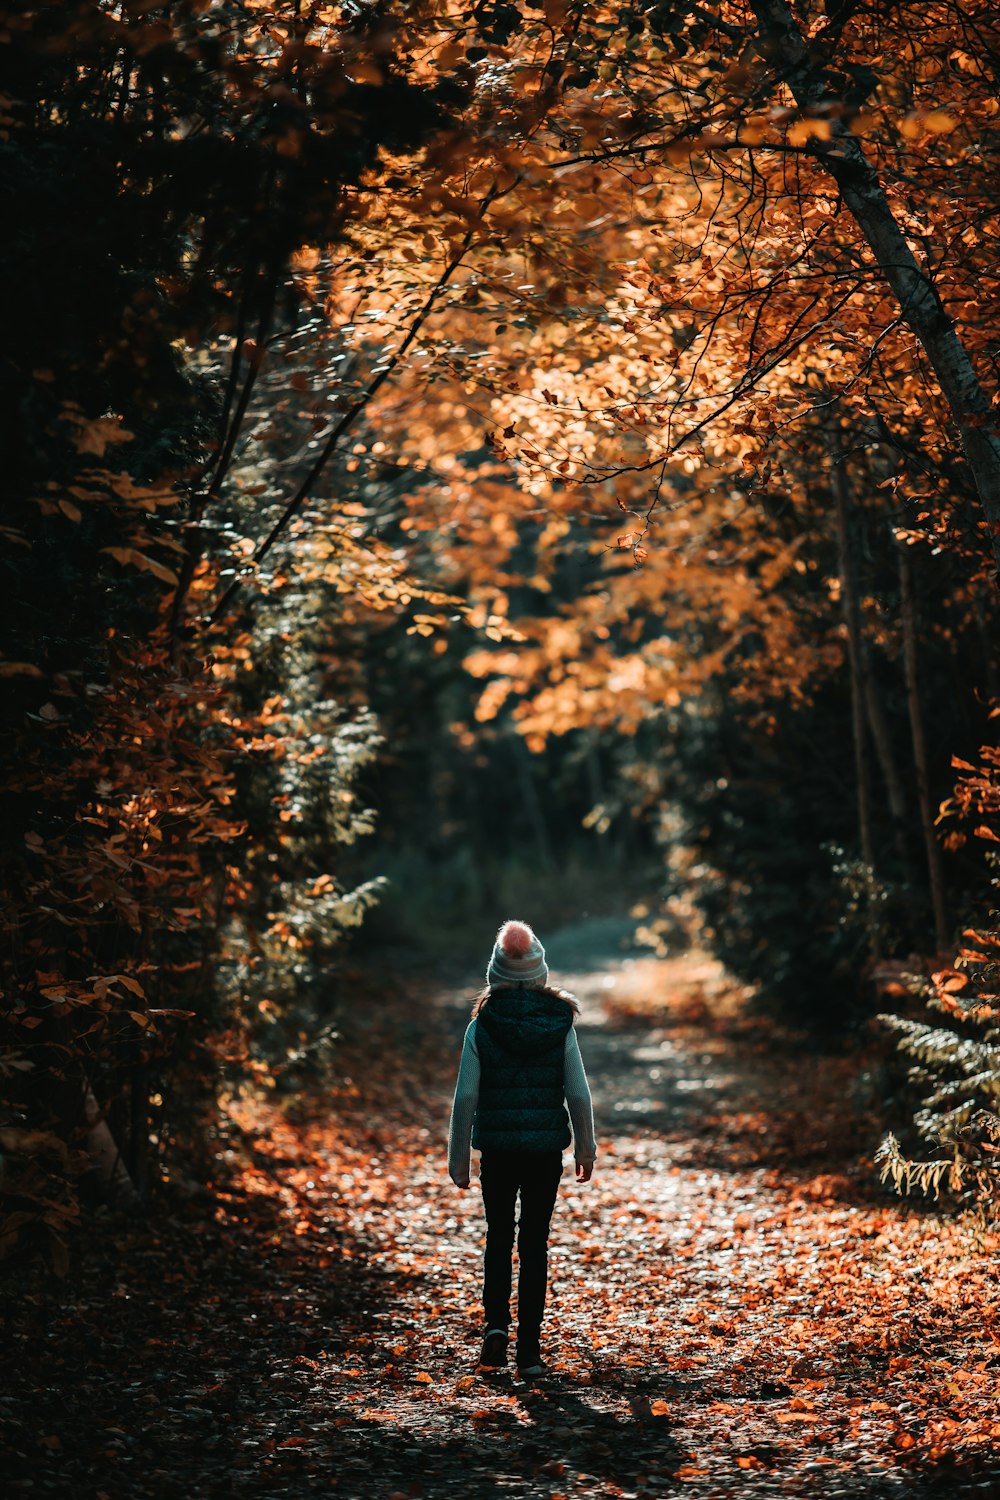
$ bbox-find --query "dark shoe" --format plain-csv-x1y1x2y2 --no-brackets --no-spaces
516,1347,548,1380
479,1328,508,1368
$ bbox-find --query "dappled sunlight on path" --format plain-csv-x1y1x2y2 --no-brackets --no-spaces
7,948,1000,1499
234,949,1000,1499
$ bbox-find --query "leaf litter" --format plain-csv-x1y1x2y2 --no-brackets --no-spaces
4,951,1000,1498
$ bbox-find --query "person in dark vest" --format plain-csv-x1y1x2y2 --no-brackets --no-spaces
448,919,597,1378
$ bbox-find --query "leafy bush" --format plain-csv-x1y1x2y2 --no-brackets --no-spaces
877,738,1000,1206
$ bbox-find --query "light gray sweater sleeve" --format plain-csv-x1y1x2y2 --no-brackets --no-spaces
565,1027,597,1164
447,1020,480,1183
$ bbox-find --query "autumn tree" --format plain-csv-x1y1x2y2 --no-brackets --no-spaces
0,0,471,1264
5,0,1000,1268
297,0,1000,1001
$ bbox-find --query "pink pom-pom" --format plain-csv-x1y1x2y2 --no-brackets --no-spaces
499,920,534,957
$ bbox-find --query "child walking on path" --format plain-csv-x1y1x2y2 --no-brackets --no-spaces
448,920,597,1378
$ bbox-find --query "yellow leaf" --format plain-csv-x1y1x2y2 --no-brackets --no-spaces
740,115,770,145
107,474,180,507
900,109,956,139
102,547,179,586
141,555,179,585
788,118,833,145
71,416,133,457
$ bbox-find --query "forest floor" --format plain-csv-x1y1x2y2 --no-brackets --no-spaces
5,939,1000,1499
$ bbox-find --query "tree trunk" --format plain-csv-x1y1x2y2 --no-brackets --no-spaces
585,736,607,830
512,734,555,871
83,1081,142,1212
831,456,880,956
898,545,950,951
830,447,912,868
750,0,1000,579
862,649,913,873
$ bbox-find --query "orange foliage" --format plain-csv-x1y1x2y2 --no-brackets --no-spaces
8,953,1000,1492
6,0,1000,1273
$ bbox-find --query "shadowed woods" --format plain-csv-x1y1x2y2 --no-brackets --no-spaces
5,935,1000,1500
7,5,1000,1496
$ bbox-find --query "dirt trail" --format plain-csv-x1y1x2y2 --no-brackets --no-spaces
273,949,1000,1499
6,948,1000,1499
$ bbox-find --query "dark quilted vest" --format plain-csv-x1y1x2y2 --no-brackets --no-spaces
472,985,573,1153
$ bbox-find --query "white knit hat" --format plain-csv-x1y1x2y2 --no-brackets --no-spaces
487,919,548,988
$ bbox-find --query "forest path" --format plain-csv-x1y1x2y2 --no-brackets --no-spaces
7,945,1000,1499
243,946,1000,1499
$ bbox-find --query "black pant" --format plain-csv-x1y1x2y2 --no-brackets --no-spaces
480,1149,563,1357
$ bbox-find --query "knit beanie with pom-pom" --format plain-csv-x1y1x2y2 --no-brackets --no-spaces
487,919,548,988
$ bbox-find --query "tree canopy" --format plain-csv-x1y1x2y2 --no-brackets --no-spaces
2,0,999,1269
